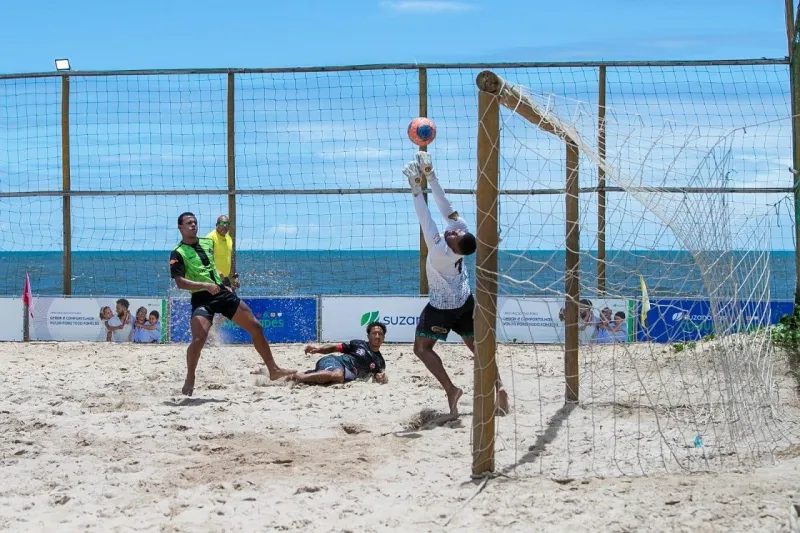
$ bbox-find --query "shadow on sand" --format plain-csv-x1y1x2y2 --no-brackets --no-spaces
162,397,228,407
500,402,577,474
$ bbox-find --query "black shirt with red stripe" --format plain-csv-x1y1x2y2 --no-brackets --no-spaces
337,339,385,378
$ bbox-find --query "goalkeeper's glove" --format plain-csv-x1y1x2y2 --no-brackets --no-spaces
415,151,438,183
402,161,424,197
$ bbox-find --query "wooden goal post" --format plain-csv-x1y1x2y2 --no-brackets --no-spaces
472,70,581,475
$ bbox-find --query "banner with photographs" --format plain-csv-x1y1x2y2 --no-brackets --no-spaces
30,297,166,342
497,297,634,344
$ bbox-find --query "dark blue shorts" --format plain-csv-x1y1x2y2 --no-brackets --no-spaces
309,355,356,382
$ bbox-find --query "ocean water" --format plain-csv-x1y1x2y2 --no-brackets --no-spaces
0,250,795,301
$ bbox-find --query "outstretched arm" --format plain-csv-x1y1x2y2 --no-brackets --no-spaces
430,180,468,231
415,152,468,231
404,160,440,250
412,193,440,249
304,344,341,355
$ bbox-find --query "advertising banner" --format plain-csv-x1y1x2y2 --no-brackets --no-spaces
496,297,562,343
638,299,796,343
497,297,633,344
771,301,795,323
320,296,461,342
30,297,166,342
321,296,633,344
0,298,25,341
169,297,316,344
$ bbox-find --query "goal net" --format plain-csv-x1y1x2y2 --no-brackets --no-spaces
471,70,800,478
0,71,425,298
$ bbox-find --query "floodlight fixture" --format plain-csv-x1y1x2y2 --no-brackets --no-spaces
54,59,71,71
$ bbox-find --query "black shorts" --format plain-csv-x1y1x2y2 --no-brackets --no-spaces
190,288,241,322
415,294,475,341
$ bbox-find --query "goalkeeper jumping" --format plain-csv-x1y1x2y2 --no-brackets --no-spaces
403,151,509,418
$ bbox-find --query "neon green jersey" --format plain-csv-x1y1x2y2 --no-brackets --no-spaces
169,238,222,292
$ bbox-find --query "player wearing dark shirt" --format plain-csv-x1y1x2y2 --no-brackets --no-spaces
290,322,388,385
170,212,295,396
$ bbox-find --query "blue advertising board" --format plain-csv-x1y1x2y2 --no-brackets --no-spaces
637,299,794,343
772,300,796,322
169,297,317,344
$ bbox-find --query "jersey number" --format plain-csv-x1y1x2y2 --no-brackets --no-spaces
454,258,463,273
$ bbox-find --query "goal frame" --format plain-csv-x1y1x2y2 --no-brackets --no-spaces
472,70,582,475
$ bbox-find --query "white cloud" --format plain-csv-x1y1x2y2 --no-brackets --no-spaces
268,224,299,236
380,1,476,13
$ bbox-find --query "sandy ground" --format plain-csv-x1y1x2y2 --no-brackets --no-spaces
1,340,800,533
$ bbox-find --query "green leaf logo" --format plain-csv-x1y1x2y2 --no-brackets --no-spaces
360,310,379,326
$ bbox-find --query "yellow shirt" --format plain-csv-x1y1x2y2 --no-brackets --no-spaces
205,230,233,277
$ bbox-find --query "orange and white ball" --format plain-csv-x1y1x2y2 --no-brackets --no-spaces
407,117,436,147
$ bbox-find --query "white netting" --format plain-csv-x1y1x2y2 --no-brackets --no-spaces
472,71,800,478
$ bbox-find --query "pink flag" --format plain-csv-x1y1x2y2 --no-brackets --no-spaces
22,272,33,318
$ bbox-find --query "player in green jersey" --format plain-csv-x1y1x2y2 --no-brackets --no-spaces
170,212,296,395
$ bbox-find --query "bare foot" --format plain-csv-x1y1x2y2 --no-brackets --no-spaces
496,387,509,416
182,375,195,396
268,367,298,381
447,387,464,417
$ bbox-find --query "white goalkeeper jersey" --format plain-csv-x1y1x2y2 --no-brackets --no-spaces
412,180,471,310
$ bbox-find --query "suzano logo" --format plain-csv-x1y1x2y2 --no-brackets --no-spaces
671,311,713,322
360,310,380,326
359,310,419,326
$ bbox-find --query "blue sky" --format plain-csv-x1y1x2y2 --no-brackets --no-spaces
0,0,788,71
0,0,796,254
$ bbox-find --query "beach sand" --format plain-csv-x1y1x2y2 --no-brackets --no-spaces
1,340,799,532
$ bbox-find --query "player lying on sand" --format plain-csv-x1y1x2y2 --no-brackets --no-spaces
170,212,296,396
252,322,388,385
403,151,509,417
